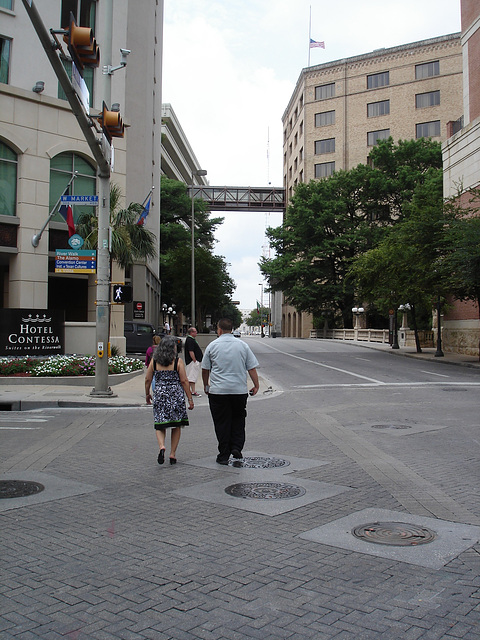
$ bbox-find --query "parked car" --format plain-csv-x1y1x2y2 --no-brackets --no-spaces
233,329,241,338
156,330,183,351
124,321,156,353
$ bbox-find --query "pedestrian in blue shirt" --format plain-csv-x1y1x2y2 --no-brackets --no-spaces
201,318,259,465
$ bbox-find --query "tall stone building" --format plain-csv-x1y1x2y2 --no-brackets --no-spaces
0,0,163,354
442,0,480,356
276,33,462,339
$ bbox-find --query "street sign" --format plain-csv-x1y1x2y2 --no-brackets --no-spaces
55,250,96,273
133,301,145,319
61,195,99,204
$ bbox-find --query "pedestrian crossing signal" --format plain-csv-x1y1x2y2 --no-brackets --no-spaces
112,284,132,304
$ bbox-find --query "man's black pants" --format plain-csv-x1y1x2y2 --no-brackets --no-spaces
208,393,248,458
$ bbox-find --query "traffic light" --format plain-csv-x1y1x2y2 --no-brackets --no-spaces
63,13,100,72
101,101,124,143
112,284,133,304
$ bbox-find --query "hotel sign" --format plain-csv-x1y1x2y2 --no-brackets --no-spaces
0,309,65,356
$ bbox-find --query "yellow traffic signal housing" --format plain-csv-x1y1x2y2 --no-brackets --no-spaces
63,12,99,72
101,102,125,142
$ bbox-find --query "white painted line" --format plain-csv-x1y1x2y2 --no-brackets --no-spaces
421,370,450,378
259,343,385,384
0,426,42,430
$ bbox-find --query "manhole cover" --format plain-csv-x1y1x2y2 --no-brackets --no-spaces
225,482,306,500
0,480,45,499
352,522,437,546
229,456,290,469
371,424,412,430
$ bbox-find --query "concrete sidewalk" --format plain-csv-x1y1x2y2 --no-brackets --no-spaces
0,368,275,411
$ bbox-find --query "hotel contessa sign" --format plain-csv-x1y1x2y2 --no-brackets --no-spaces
0,310,65,356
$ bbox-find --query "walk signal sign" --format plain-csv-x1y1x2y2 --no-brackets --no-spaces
112,284,132,304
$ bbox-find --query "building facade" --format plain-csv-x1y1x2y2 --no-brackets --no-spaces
0,0,163,354
442,0,480,356
277,33,463,338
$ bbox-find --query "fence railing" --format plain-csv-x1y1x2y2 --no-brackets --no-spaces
310,328,434,347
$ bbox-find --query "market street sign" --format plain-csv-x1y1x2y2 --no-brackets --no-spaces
55,249,96,273
60,195,99,205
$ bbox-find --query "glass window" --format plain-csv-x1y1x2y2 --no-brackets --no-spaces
415,61,439,80
367,100,390,117
61,0,96,30
315,162,335,178
367,71,389,89
0,36,11,84
415,90,440,109
367,129,390,146
416,121,441,138
50,152,96,225
315,138,335,154
315,83,335,100
0,141,17,216
315,110,335,127
0,0,13,10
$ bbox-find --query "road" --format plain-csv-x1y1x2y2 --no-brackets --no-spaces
1,338,479,639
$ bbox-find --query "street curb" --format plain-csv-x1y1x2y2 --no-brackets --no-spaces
0,368,144,387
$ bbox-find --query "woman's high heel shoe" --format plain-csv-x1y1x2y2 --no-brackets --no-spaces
169,457,177,465
157,449,165,464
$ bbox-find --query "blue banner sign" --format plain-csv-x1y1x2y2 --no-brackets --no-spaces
61,195,99,204
55,250,97,274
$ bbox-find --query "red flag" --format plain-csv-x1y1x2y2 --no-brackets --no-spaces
59,204,75,237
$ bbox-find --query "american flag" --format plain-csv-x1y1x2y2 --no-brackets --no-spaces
310,38,325,49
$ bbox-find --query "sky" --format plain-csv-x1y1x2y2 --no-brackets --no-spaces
162,0,462,310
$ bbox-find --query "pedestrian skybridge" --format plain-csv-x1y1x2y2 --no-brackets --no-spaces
189,186,285,212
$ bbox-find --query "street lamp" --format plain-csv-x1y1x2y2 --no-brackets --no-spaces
434,296,444,357
191,169,207,328
352,306,364,340
259,283,264,337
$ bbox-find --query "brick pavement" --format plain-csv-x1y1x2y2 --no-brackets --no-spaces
1,345,480,639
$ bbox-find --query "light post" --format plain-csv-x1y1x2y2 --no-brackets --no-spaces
191,169,207,328
352,307,364,340
435,295,444,357
259,283,264,337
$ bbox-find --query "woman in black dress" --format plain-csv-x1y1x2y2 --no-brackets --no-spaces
145,336,194,464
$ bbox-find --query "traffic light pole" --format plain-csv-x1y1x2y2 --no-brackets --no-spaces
22,0,113,396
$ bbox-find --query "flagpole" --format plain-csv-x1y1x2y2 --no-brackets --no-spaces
308,5,312,67
140,186,154,208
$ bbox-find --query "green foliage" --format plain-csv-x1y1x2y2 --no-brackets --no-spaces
76,183,156,269
261,138,444,328
245,306,270,327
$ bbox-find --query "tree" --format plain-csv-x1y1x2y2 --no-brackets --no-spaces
261,138,444,329
245,306,270,328
76,183,156,269
348,169,449,351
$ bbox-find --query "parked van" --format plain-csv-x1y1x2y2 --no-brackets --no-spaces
124,322,156,353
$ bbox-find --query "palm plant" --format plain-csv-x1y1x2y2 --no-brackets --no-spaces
76,183,156,269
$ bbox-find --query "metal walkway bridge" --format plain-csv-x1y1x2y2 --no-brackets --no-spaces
189,186,285,212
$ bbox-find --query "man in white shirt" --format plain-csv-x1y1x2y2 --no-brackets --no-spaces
202,318,259,464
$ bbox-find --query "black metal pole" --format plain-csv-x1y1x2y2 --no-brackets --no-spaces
391,310,399,349
435,296,444,357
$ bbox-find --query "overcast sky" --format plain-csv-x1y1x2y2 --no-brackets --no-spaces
162,0,461,310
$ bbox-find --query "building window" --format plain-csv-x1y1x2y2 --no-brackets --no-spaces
367,100,390,117
61,0,97,30
315,138,335,154
299,170,304,183
315,83,335,100
50,153,96,225
0,36,11,84
367,71,389,89
0,0,13,10
0,141,17,216
415,60,439,80
415,90,440,109
299,147,303,161
315,110,335,127
315,162,335,178
367,129,390,146
299,120,303,135
416,120,441,138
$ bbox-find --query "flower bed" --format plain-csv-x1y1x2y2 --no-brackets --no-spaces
0,355,143,377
